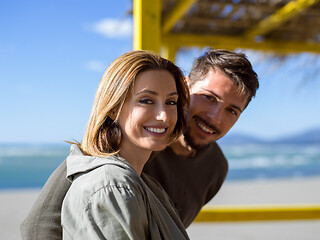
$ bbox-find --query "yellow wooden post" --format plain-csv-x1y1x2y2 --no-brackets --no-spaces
133,0,161,53
161,44,178,62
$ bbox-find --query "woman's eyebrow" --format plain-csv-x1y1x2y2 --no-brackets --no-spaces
168,92,178,97
137,89,157,95
137,89,178,96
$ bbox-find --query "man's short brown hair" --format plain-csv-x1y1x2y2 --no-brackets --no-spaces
189,49,259,106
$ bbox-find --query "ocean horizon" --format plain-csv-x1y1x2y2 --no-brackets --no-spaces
0,142,319,189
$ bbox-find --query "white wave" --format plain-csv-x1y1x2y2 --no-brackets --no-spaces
229,154,314,169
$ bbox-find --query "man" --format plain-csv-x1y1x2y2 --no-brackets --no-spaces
21,49,259,239
143,49,259,226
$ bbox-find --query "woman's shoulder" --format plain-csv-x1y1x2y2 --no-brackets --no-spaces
69,160,145,203
61,161,149,238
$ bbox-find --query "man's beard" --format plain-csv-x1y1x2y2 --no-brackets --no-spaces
183,127,210,151
183,115,221,151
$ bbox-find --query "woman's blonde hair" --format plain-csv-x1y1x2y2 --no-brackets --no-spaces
80,50,189,157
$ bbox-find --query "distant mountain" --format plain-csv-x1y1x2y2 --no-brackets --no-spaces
274,128,320,144
218,133,265,145
218,127,320,145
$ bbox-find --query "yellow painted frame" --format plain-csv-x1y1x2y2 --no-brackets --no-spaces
162,33,320,54
132,0,320,224
246,0,320,39
194,204,320,222
133,0,320,58
133,0,161,53
162,0,197,35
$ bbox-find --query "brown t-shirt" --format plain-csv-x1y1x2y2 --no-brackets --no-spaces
143,142,228,227
20,142,227,239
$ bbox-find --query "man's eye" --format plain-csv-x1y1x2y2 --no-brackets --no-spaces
203,94,215,101
139,98,153,104
228,108,238,116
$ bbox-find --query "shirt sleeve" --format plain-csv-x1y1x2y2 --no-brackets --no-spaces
63,185,150,240
205,145,229,204
21,160,70,240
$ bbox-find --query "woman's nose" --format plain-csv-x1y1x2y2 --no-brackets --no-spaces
155,106,168,121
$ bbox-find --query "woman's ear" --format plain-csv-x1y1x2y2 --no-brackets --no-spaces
109,111,116,121
184,76,191,88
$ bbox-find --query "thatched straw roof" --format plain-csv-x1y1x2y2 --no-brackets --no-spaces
158,0,320,54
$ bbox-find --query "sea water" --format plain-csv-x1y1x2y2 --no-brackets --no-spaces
0,143,69,189
221,143,320,181
0,143,319,189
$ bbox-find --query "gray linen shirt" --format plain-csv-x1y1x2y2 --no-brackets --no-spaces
61,145,189,240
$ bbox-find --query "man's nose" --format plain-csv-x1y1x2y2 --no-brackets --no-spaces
207,106,223,125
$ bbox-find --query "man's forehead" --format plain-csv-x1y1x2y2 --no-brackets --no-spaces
190,76,249,111
189,69,231,91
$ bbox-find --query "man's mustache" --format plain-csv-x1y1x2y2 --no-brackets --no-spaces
193,115,221,135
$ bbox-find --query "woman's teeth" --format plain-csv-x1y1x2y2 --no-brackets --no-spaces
146,127,166,133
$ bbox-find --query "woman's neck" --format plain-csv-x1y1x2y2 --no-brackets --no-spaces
119,148,151,175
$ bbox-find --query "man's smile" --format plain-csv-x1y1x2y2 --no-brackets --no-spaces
194,116,219,135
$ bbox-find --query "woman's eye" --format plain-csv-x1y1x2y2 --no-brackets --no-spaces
139,98,153,104
167,100,177,105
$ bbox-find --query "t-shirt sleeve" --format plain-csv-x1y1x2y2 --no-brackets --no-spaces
20,160,70,240
62,185,150,240
205,143,229,204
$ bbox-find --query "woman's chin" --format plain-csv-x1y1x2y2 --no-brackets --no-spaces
148,142,169,152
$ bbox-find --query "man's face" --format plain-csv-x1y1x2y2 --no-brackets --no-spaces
184,68,248,150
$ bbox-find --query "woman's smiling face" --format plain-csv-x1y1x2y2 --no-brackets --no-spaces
118,69,179,154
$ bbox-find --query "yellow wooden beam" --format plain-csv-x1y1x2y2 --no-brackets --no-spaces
160,44,179,62
163,33,240,51
133,0,161,53
194,204,320,222
246,0,320,39
162,33,320,54
162,0,197,35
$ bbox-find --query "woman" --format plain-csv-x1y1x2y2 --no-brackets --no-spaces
61,50,190,239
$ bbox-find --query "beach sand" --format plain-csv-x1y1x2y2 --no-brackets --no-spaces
0,189,40,240
1,177,319,240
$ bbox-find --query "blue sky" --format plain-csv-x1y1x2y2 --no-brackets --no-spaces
1,0,320,143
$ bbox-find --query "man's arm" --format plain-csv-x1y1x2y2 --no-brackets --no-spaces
20,160,71,240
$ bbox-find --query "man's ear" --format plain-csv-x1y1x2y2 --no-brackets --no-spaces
184,76,191,88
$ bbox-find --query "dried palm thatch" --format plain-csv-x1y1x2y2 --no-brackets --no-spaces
159,0,320,54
